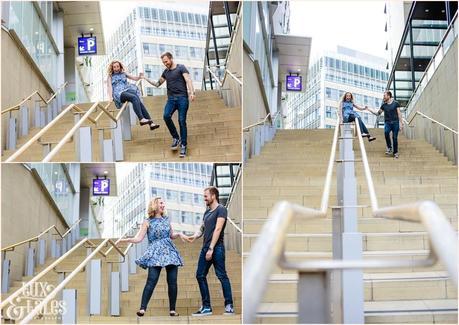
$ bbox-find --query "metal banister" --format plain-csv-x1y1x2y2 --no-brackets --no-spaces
243,110,283,132
1,219,81,252
19,238,110,324
2,82,68,114
243,119,340,323
0,237,89,310
224,165,243,233
5,79,142,162
405,110,458,135
17,222,139,323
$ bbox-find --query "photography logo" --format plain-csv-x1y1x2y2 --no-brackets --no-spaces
5,282,67,321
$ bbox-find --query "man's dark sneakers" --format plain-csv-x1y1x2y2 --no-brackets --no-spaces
192,306,212,316
179,145,187,158
170,138,180,150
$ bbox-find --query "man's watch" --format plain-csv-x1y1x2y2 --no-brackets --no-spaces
208,247,214,251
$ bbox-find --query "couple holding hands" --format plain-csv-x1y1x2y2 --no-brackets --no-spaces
339,90,403,158
119,187,234,318
107,52,194,157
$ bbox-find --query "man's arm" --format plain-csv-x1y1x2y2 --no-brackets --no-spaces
397,106,404,131
143,76,165,88
205,217,226,261
187,224,204,243
182,72,195,101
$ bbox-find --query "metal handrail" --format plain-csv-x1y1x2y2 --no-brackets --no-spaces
18,223,139,323
243,110,283,132
1,219,81,252
243,120,458,324
42,79,144,162
19,238,110,324
2,82,68,114
5,79,142,162
405,110,458,135
354,119,457,280
0,238,91,311
244,120,340,323
224,165,243,233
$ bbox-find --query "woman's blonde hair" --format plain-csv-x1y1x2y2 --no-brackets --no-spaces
107,60,125,76
147,197,166,217
341,92,354,103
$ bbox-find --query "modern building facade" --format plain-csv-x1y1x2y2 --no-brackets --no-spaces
384,1,458,107
285,46,389,129
108,163,213,237
1,1,106,150
91,4,208,101
243,1,311,159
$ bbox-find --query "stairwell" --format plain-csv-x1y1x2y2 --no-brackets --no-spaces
2,90,241,162
243,128,458,324
1,238,241,324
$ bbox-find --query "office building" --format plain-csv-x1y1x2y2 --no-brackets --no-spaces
285,46,388,129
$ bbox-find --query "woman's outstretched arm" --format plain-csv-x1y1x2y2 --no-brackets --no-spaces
119,220,148,244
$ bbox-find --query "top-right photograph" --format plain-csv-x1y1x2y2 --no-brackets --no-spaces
242,1,458,324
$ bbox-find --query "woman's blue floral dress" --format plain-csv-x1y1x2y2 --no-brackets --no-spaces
110,72,143,109
135,216,184,269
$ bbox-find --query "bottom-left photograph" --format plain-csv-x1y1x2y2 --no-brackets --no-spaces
0,162,242,324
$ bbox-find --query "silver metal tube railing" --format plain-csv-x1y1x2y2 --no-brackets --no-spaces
406,110,458,135
243,119,340,323
243,110,283,132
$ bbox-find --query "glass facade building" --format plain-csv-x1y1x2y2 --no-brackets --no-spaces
385,1,458,107
285,47,388,129
109,163,213,237
3,1,59,88
243,1,290,118
27,163,80,227
91,5,207,101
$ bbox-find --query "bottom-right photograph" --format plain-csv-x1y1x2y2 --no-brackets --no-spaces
242,1,457,324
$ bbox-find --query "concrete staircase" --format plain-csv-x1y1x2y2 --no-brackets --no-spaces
1,238,241,324
2,90,241,162
243,128,458,324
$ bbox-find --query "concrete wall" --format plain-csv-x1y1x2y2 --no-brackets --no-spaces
1,164,68,282
243,49,270,160
1,29,53,151
406,37,458,163
225,172,242,254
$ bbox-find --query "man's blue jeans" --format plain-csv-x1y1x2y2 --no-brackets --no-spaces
163,96,189,146
384,121,400,154
196,244,233,308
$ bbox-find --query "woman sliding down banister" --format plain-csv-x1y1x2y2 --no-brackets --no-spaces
107,60,160,130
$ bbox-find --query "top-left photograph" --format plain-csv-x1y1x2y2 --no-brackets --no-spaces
1,1,242,162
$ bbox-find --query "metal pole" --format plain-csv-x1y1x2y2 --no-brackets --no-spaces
2,252,10,293
88,259,101,315
210,13,220,66
335,123,364,324
408,20,416,92
223,2,233,35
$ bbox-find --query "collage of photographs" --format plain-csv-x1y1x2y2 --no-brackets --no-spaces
0,1,457,324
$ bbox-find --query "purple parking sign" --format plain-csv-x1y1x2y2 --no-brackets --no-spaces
286,75,302,91
93,179,110,196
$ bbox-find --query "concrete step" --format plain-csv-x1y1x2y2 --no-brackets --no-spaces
255,299,458,323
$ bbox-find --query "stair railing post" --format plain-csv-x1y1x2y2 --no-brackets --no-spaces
335,123,364,324
2,252,11,293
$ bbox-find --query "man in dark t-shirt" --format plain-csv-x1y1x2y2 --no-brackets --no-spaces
368,91,404,158
143,52,195,158
187,186,234,316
